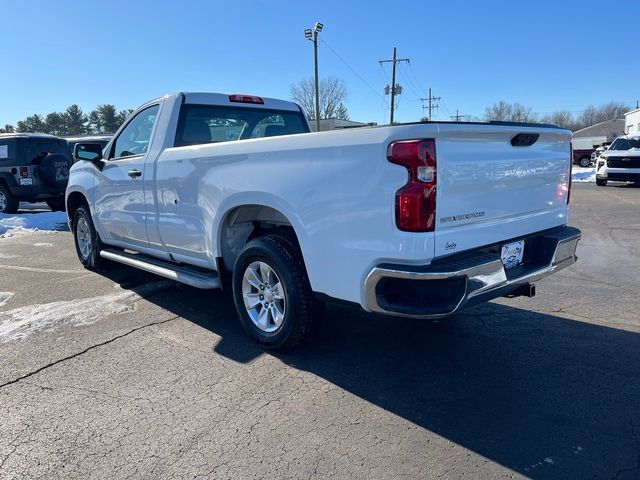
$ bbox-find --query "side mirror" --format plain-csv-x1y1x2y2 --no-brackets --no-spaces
73,143,104,169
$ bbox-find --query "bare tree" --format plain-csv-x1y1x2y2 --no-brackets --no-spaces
511,103,538,122
484,101,538,122
540,110,576,130
484,101,514,121
596,102,629,122
290,77,349,120
578,106,599,128
484,100,631,131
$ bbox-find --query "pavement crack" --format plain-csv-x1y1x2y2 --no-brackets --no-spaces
0,314,180,390
611,418,640,480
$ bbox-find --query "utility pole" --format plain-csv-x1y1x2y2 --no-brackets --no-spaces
450,110,465,122
379,47,409,124
420,88,441,120
305,22,324,132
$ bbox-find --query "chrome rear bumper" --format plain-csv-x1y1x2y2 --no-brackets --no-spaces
364,226,581,319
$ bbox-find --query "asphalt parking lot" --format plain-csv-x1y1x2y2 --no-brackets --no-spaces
0,183,639,479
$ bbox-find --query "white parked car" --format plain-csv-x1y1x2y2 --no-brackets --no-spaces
66,92,581,350
595,134,640,186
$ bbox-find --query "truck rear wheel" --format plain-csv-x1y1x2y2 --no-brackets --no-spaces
232,234,316,351
73,205,105,270
0,185,18,214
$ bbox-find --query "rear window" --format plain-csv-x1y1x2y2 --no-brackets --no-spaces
174,104,308,147
33,140,70,156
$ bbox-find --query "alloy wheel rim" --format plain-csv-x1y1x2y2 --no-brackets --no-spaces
76,217,92,259
0,191,6,211
242,261,286,333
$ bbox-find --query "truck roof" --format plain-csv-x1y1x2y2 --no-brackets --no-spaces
179,92,303,113
64,135,113,142
0,133,62,140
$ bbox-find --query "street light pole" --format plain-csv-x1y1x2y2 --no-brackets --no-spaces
305,22,323,132
313,30,320,133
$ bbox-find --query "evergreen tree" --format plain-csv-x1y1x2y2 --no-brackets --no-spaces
64,105,88,135
16,114,46,133
45,112,66,136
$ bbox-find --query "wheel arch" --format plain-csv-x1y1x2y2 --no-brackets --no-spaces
0,173,17,188
216,201,306,276
66,190,90,225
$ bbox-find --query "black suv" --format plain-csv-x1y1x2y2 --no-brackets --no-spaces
0,133,71,213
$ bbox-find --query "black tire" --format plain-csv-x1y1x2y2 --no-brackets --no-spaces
232,234,317,351
46,197,66,212
579,156,591,168
72,205,105,269
0,184,18,214
596,178,607,187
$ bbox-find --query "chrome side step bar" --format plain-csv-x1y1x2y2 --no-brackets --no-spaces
100,249,221,289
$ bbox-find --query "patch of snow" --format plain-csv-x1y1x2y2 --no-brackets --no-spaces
0,281,174,343
572,167,596,183
0,211,68,238
0,292,14,307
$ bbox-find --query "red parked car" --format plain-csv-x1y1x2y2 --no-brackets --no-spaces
573,148,594,167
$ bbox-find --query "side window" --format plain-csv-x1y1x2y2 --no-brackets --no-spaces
110,105,159,160
0,140,12,163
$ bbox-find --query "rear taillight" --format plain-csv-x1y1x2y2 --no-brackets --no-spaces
387,139,436,232
19,167,29,177
229,94,264,104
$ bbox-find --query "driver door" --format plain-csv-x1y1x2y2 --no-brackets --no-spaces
93,104,159,249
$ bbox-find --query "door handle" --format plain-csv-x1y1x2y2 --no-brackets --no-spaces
128,169,142,178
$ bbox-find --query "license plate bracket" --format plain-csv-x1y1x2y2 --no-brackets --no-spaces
501,240,525,269
19,178,33,186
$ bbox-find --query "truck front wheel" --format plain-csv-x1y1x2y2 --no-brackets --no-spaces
232,234,316,351
73,205,105,270
596,178,607,187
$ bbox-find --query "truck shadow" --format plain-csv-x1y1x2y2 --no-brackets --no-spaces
106,268,640,478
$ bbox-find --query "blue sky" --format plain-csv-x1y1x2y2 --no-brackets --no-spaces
1,0,637,126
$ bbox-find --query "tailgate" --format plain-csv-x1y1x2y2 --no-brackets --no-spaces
434,124,571,258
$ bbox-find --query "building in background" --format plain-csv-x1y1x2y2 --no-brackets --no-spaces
309,118,376,132
572,119,625,166
573,118,626,147
624,108,640,135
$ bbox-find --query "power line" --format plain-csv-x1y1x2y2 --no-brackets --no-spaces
319,38,390,108
438,100,453,116
397,63,423,100
407,61,433,103
450,109,466,122
420,88,441,121
379,47,410,124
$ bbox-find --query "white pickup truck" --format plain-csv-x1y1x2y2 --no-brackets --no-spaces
66,92,581,350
